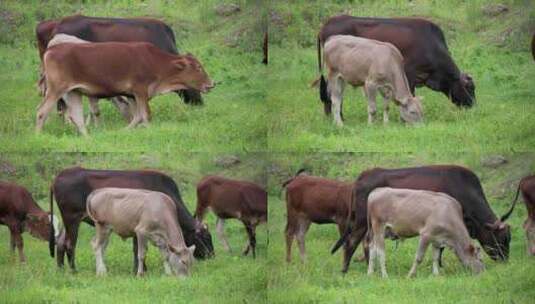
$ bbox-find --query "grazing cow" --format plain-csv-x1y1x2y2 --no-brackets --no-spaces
50,167,213,272
321,35,423,126
35,15,202,106
0,181,61,262
87,188,195,277
262,32,268,65
43,34,132,125
332,165,511,273
367,188,484,278
500,175,535,255
282,172,352,262
37,42,214,135
318,16,475,111
194,176,267,258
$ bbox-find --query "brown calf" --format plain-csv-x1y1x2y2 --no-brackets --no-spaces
37,42,214,135
0,181,60,262
283,172,353,262
195,176,267,258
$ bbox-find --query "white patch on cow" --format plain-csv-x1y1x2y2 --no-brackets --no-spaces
49,214,60,238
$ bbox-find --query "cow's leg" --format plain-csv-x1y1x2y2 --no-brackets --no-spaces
383,92,390,124
367,231,377,276
64,91,88,136
132,236,148,274
91,223,111,276
135,232,148,277
408,234,431,278
86,97,100,127
155,243,172,275
216,217,231,252
9,229,16,255
432,245,441,276
285,220,297,263
328,76,345,127
133,93,151,127
36,89,64,133
342,225,367,273
64,218,81,272
364,80,378,124
243,222,257,258
7,223,25,262
296,219,311,263
438,246,445,268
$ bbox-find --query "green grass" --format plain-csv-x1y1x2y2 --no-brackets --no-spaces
267,0,535,152
267,152,535,304
0,0,267,152
0,152,268,304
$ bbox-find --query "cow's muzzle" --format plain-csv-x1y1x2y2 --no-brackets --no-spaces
201,81,216,93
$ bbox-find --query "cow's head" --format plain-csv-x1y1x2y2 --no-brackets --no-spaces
167,244,195,278
524,218,535,256
450,73,475,107
399,96,424,124
192,220,214,259
480,220,511,261
26,212,57,241
172,54,214,94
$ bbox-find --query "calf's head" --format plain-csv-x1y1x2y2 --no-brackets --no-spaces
399,96,424,124
171,54,214,94
480,220,511,261
167,244,196,278
26,212,60,241
450,73,475,107
464,244,485,274
524,218,535,256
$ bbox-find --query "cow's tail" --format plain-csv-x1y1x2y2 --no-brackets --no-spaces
49,187,55,258
317,36,331,114
500,180,523,222
331,184,357,254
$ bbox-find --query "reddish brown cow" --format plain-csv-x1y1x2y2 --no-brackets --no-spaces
0,181,61,262
37,42,214,135
282,173,352,263
194,176,267,258
501,175,535,255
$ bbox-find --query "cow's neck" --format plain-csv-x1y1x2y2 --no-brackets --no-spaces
165,214,187,249
392,66,413,105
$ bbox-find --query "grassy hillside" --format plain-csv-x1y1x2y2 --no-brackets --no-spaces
0,152,268,303
267,0,535,152
0,0,267,152
267,152,535,303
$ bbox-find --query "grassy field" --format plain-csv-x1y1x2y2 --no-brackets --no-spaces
267,0,535,152
0,152,268,303
0,0,267,152
267,152,535,303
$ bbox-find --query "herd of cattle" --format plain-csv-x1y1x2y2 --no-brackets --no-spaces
282,166,535,277
0,168,267,277
1,165,533,278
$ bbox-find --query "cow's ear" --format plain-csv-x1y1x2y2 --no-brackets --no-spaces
187,245,196,255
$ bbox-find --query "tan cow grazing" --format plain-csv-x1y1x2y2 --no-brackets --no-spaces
41,34,133,125
282,172,353,263
322,35,423,126
367,187,484,278
86,188,195,277
194,176,267,258
37,41,214,135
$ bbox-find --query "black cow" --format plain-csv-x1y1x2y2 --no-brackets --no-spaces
332,165,511,273
36,14,203,108
317,16,475,114
50,167,214,272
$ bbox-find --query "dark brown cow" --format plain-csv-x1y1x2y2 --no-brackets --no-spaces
282,172,352,263
332,165,511,273
37,42,214,135
318,16,475,114
50,167,214,272
501,175,535,255
35,15,202,106
0,181,61,262
194,176,267,258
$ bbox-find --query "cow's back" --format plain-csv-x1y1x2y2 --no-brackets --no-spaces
54,15,178,54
